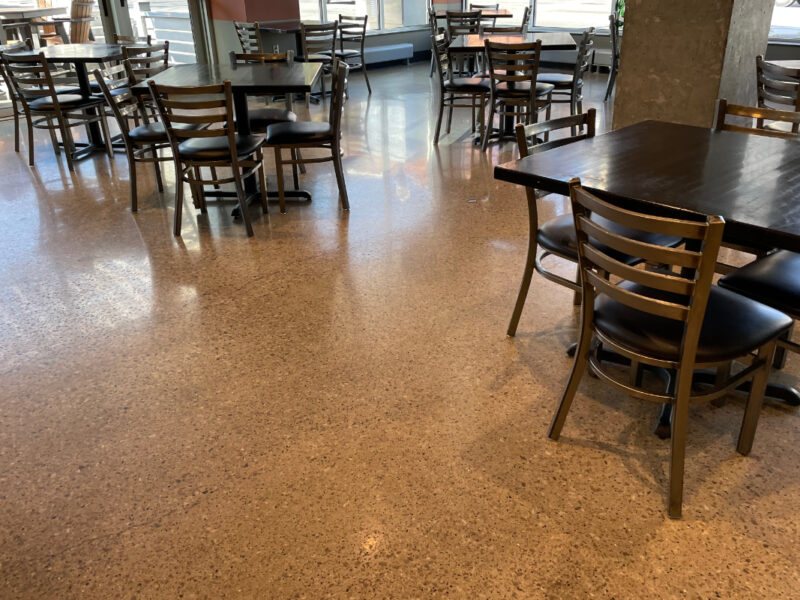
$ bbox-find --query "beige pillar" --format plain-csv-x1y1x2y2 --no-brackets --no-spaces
612,0,773,129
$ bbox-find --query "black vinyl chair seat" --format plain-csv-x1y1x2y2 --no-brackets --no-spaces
28,93,104,111
595,282,793,363
128,121,200,143
537,72,580,87
248,107,297,131
537,213,682,264
177,134,265,159
89,81,129,96
496,81,555,97
266,121,332,145
445,77,490,93
719,250,800,319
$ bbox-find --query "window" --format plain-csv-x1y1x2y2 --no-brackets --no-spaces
299,0,427,31
770,1,800,41
532,0,616,30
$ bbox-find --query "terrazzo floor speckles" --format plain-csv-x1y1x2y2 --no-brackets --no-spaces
1,64,799,598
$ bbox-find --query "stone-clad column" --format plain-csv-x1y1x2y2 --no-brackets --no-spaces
612,0,773,129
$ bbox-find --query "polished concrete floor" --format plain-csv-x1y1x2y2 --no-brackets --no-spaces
1,63,799,598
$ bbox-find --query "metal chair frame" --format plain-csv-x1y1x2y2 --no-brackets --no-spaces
2,50,112,171
148,79,269,237
431,32,487,145
482,39,550,151
550,179,784,518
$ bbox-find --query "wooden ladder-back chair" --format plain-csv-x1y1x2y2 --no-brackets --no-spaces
234,21,263,53
755,56,800,133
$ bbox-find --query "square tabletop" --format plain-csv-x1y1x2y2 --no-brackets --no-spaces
494,120,800,253
450,31,577,52
12,43,123,63
130,62,323,95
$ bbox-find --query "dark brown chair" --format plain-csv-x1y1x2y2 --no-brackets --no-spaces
123,41,170,80
148,79,269,237
481,39,553,151
431,33,488,145
228,51,298,132
94,62,178,211
446,10,481,75
332,14,370,94
712,98,800,140
469,3,498,28
604,13,620,101
537,28,594,128
549,179,792,518
755,56,800,133
265,62,349,214
113,33,153,45
2,50,112,171
481,6,530,33
300,21,337,100
507,110,682,336
719,251,800,370
0,39,33,160
234,21,262,53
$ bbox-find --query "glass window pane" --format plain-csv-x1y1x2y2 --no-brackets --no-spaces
300,0,322,21
770,3,800,41
333,0,379,29
534,0,612,29
383,0,428,29
498,0,532,26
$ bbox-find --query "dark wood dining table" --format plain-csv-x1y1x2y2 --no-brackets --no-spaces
449,31,577,53
13,43,124,157
131,61,323,207
494,119,800,412
0,6,65,44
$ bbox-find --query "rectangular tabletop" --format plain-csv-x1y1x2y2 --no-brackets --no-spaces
450,31,577,52
493,120,800,253
12,43,124,63
130,62,322,95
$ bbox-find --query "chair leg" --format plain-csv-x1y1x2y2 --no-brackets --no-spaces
604,67,617,102
232,166,254,237
296,148,306,174
128,151,138,212
332,144,349,211
27,115,35,166
13,110,19,152
548,297,594,440
274,146,286,214
256,151,269,214
45,117,60,155
482,101,496,151
507,196,539,337
98,115,113,158
290,148,299,189
471,96,476,133
210,166,220,190
173,164,185,236
362,60,371,94
59,120,76,172
192,166,207,214
667,369,693,519
152,150,164,192
572,264,582,305
737,341,778,455
446,97,454,135
434,94,445,145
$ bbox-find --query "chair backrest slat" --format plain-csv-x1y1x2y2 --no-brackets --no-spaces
229,51,287,65
446,10,481,38
515,110,597,157
713,98,800,139
301,22,337,57
123,41,169,80
570,180,725,334
234,21,262,53
486,39,542,107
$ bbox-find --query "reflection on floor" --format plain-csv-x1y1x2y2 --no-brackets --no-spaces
1,63,798,598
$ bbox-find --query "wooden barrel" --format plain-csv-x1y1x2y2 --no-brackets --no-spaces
69,0,93,43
